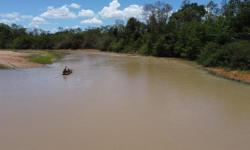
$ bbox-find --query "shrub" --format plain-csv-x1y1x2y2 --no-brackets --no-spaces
224,41,250,70
199,41,250,70
198,42,221,66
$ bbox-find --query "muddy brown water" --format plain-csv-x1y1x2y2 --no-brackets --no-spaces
0,51,250,150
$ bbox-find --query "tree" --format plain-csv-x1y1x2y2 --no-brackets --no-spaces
0,0,249,71
144,1,172,33
206,0,220,17
170,3,206,23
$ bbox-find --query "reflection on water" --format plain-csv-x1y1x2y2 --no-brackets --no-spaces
0,51,250,150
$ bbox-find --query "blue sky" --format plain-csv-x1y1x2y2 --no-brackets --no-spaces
0,0,221,31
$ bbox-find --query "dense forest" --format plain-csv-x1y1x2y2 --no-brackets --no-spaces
0,0,250,70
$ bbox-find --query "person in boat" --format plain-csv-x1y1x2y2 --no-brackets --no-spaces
63,66,70,73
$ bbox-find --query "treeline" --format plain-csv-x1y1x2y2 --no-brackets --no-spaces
0,0,250,70
0,24,103,50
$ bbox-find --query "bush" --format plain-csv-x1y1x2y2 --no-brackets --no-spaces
109,40,124,52
198,42,221,66
12,35,33,49
138,40,155,55
225,41,250,70
138,43,149,55
199,41,250,70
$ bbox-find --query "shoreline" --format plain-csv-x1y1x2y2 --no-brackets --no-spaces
0,50,42,69
0,50,67,69
206,67,250,84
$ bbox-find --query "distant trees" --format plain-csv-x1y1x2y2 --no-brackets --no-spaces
0,0,249,70
0,24,12,48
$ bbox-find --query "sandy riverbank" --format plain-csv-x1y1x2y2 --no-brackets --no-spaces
207,67,250,84
0,50,42,69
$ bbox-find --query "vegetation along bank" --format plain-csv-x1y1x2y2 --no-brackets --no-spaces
0,0,249,82
0,50,63,69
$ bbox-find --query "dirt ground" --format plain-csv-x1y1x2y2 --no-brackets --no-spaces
207,67,250,84
0,50,42,69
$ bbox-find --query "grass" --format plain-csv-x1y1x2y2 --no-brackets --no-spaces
0,64,9,69
28,51,62,64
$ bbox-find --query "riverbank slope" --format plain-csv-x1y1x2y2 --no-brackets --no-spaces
0,50,62,69
0,51,42,69
206,67,250,84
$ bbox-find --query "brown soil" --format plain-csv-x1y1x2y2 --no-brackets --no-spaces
207,67,250,84
0,50,42,69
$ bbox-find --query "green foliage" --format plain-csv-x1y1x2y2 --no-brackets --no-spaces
199,41,250,70
0,24,13,48
198,42,222,66
223,41,250,70
0,0,250,70
109,40,124,52
12,35,34,49
170,2,206,23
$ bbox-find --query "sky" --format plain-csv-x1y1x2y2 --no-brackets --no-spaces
0,0,221,32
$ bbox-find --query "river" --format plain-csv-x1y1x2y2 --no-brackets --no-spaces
0,50,250,150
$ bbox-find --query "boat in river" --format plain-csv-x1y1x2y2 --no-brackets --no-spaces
62,69,73,75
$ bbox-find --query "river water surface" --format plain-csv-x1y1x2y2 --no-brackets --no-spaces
0,51,250,150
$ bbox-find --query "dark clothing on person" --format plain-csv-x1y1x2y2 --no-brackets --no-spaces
63,67,70,73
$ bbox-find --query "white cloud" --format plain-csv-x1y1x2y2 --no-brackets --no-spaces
64,25,81,30
71,25,80,29
0,12,33,24
99,0,144,19
69,3,81,9
21,15,33,19
123,5,144,19
0,19,11,24
0,12,19,19
78,9,95,17
81,17,103,25
0,1,146,30
41,5,77,19
30,16,46,27
0,12,32,20
168,10,174,17
99,0,123,18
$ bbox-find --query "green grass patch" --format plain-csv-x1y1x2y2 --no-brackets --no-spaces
0,64,9,69
28,51,62,64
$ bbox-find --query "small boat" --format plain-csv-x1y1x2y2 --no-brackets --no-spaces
62,69,73,75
